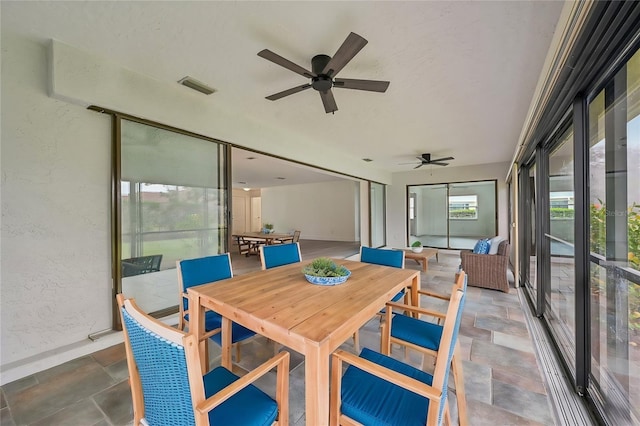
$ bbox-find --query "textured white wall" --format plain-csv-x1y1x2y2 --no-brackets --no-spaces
0,31,511,382
0,33,378,380
387,162,511,249
1,33,113,368
261,180,359,241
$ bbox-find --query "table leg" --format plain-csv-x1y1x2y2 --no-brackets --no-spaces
411,273,420,317
189,293,208,372
221,317,232,369
422,259,427,273
305,345,331,425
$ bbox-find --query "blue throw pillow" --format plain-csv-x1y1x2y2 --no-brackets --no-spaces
479,239,491,254
473,238,491,254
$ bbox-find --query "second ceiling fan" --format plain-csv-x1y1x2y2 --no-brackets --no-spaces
401,153,455,169
258,32,390,114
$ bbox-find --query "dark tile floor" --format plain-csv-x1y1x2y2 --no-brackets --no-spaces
1,244,560,425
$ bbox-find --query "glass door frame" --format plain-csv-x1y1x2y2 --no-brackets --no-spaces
369,181,386,248
406,180,498,249
109,112,231,329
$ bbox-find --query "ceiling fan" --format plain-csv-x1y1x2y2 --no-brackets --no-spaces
257,32,390,114
401,153,455,169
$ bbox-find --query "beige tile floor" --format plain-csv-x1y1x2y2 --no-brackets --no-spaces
1,242,562,425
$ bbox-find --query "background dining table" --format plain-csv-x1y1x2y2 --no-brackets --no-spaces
187,258,420,424
232,231,294,245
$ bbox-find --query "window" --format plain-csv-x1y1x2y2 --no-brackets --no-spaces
408,181,496,250
448,195,478,219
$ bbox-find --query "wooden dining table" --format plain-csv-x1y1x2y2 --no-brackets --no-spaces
232,231,294,245
187,258,420,425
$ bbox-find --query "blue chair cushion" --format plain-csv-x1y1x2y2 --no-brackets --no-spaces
361,246,404,268
341,348,434,426
379,290,405,314
262,243,300,269
205,366,278,426
184,310,223,332
209,322,257,346
391,290,405,302
390,314,442,351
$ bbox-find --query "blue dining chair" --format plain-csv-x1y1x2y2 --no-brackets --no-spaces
260,242,302,270
330,287,466,426
117,294,290,426
176,253,256,364
380,271,469,425
353,246,407,351
360,246,407,304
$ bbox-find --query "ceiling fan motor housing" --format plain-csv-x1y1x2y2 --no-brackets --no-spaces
311,54,333,92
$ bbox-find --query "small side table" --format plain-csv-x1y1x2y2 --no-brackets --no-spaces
403,248,439,272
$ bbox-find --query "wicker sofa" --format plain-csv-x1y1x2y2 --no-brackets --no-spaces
460,240,510,293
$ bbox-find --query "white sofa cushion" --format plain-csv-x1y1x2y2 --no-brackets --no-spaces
488,236,505,254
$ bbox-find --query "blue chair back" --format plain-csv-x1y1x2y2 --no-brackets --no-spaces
360,246,404,268
177,254,232,311
120,299,195,426
436,288,466,424
261,242,302,269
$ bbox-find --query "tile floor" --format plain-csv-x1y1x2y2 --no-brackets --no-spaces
2,247,562,425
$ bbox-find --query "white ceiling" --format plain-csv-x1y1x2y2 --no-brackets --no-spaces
2,1,566,187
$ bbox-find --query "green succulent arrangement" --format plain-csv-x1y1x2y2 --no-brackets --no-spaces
302,257,350,277
411,241,422,248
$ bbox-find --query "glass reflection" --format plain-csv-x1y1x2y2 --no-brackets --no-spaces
588,49,640,424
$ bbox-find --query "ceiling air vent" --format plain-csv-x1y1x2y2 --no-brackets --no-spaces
178,76,216,95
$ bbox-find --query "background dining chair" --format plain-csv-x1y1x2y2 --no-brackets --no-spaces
237,236,261,257
177,253,256,364
273,229,301,245
116,294,290,426
260,242,302,270
330,288,466,426
380,271,468,425
355,246,406,351
122,254,163,277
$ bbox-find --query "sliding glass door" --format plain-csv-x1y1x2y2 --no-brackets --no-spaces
116,118,229,317
408,184,447,248
408,181,497,249
519,45,640,424
449,182,496,249
522,163,538,311
370,182,386,248
587,51,640,423
545,126,576,371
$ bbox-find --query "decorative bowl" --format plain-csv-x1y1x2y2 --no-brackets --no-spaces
412,247,423,253
304,269,351,286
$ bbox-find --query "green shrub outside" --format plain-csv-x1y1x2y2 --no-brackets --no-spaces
449,209,476,218
590,201,640,335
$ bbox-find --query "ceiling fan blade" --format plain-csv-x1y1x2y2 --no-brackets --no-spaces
322,32,368,77
333,78,390,93
319,89,338,113
258,49,315,78
266,84,312,101
431,162,449,166
432,156,454,162
413,163,424,169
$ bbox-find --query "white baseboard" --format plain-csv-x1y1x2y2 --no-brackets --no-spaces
0,314,180,385
1,332,124,385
